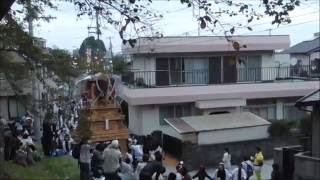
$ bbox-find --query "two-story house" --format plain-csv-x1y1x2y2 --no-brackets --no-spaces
119,35,319,146
281,33,320,76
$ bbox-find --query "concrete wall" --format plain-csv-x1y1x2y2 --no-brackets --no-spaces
197,125,269,144
294,152,320,180
273,145,302,179
182,136,300,170
121,81,319,106
274,53,291,66
128,105,143,135
128,104,182,139
141,105,182,139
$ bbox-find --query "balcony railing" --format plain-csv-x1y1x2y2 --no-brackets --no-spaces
122,65,319,88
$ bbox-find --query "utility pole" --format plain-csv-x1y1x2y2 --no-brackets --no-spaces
268,29,272,36
96,9,101,40
87,5,105,72
109,37,113,72
88,6,101,40
198,6,200,36
26,0,33,36
109,37,113,59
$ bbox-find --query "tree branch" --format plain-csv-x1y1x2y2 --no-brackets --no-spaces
0,0,15,20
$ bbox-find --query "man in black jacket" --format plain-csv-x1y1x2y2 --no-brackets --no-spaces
139,151,165,180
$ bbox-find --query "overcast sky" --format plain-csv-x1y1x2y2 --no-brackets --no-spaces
30,0,320,53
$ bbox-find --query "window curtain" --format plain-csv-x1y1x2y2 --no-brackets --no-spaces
184,57,208,84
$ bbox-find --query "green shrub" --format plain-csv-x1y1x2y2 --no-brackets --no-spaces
268,121,291,137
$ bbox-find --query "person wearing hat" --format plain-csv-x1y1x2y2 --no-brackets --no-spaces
102,139,122,180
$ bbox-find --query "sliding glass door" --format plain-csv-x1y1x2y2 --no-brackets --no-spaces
209,56,222,84
223,56,237,83
156,58,169,86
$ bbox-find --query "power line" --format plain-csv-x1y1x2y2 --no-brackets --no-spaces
130,18,319,53
241,19,319,35
141,9,319,45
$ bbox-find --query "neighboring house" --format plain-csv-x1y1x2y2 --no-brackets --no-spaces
0,52,33,121
274,90,320,180
120,35,319,145
294,89,320,180
0,39,58,122
281,33,320,76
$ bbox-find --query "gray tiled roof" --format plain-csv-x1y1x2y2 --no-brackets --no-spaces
164,112,270,134
296,89,320,105
282,37,320,54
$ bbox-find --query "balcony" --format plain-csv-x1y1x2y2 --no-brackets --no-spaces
122,65,320,89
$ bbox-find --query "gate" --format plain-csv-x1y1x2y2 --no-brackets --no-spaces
283,147,303,180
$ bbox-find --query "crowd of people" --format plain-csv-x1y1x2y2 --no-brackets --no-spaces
73,133,281,180
75,137,166,180
0,95,282,180
41,100,80,157
0,98,81,167
1,113,41,166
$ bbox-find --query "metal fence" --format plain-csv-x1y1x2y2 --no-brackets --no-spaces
122,65,318,88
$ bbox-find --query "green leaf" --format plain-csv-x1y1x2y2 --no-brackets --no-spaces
200,18,206,29
230,27,235,34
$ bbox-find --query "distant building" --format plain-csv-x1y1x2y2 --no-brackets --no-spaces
72,48,80,59
281,34,320,75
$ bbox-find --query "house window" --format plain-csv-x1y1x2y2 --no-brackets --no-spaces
156,57,209,86
238,55,262,82
243,104,276,121
8,97,26,120
159,104,191,126
283,104,309,121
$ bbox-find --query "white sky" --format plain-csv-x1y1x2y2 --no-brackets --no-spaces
30,0,320,53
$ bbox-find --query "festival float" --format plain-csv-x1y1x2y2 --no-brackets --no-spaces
74,73,129,151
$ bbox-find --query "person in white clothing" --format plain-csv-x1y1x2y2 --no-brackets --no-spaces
231,163,247,180
241,157,254,180
135,154,149,179
222,148,232,170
